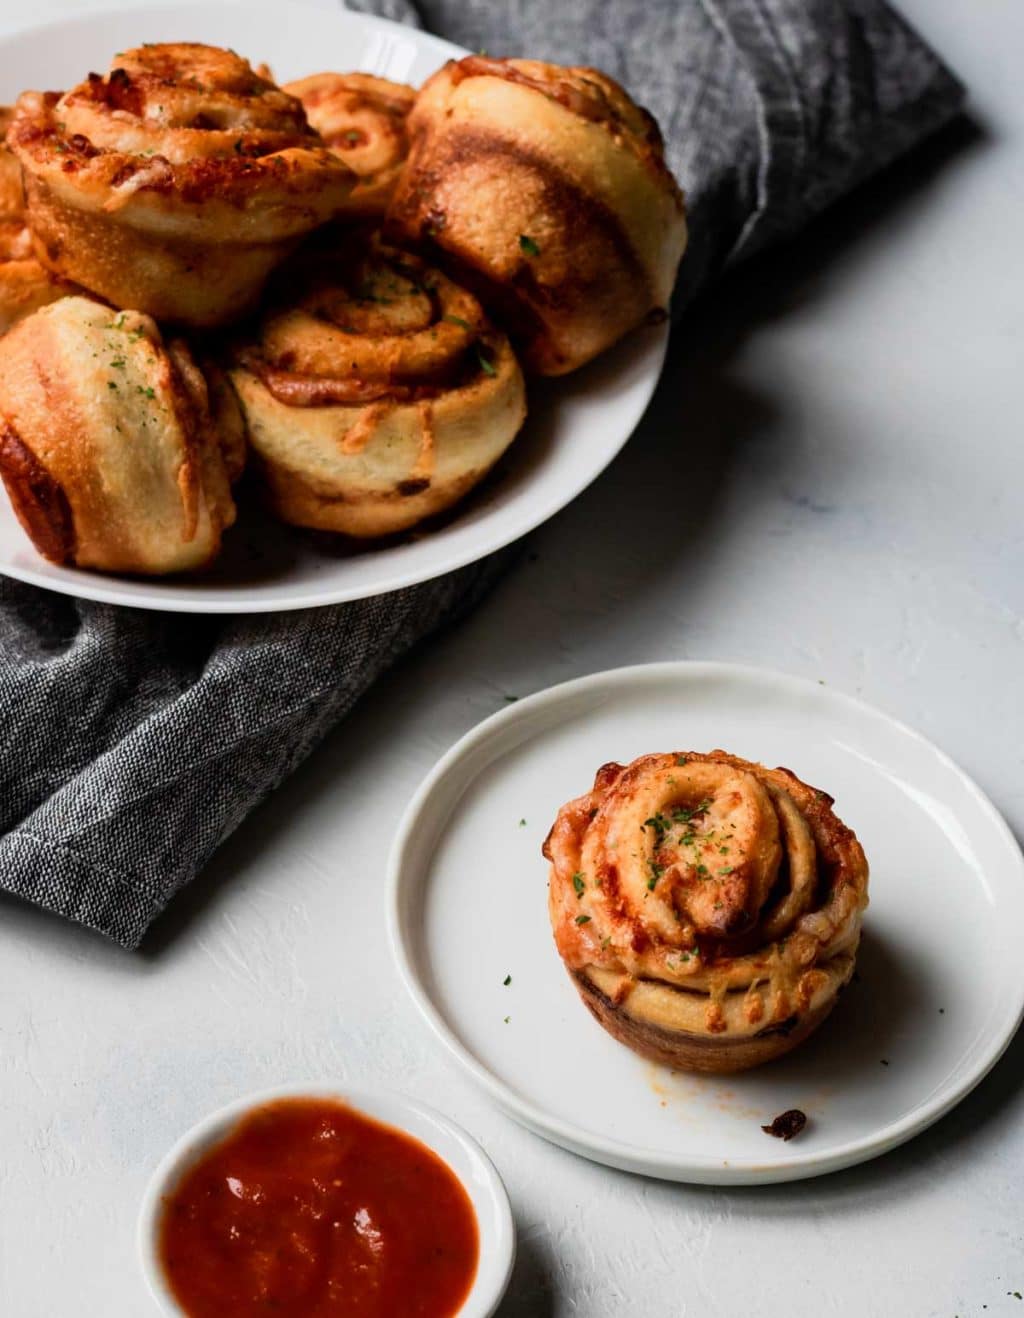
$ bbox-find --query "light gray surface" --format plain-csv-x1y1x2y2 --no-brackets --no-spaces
2,1,1023,1314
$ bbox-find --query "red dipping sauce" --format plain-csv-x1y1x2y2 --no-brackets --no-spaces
158,1097,480,1317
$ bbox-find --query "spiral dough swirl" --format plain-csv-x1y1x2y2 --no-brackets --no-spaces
285,73,415,216
229,238,527,538
386,55,687,375
7,44,355,325
545,751,869,1072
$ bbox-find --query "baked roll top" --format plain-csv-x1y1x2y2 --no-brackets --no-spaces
386,56,687,375
7,44,356,326
0,295,237,573
545,751,869,1072
284,73,415,216
229,237,527,538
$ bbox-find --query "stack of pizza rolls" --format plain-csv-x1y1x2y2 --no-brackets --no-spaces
0,43,687,576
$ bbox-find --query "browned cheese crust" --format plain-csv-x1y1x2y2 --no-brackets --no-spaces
0,295,239,573
544,751,869,1073
228,232,527,538
284,73,415,217
386,56,687,375
6,45,357,326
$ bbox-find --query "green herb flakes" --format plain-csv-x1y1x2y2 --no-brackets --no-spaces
643,813,670,842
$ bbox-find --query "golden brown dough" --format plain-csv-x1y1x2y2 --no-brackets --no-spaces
386,56,687,375
0,107,78,334
284,73,415,216
544,751,869,1073
228,235,527,538
0,295,238,573
7,44,356,327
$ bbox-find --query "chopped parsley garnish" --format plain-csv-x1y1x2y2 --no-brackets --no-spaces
675,755,688,766
647,862,666,890
572,872,586,898
642,813,670,842
503,1015,510,1024
503,974,511,986
476,344,498,377
669,799,712,826
519,818,526,827
443,314,473,331
137,386,156,399
109,357,126,370
575,914,591,926
719,866,734,875
107,381,118,390
519,234,541,256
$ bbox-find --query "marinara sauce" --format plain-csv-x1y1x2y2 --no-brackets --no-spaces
158,1098,479,1317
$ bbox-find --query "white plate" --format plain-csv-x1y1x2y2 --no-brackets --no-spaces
0,2,667,613
137,1083,515,1317
388,662,1024,1184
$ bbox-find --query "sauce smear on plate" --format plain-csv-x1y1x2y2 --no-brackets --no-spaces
158,1097,479,1317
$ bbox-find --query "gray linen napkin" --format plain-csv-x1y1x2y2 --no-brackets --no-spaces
0,0,963,947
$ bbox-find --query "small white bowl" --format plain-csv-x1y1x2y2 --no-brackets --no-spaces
138,1083,516,1317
